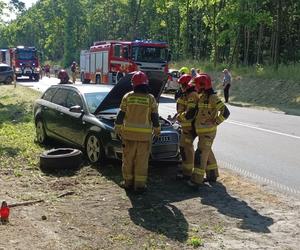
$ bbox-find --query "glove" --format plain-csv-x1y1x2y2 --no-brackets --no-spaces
114,125,122,137
153,127,161,136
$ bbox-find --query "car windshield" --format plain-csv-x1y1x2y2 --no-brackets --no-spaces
84,92,110,113
16,50,37,60
131,46,168,63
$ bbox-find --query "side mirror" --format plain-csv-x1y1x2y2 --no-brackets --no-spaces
69,105,83,113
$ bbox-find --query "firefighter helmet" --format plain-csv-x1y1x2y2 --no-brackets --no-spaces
58,69,70,84
131,71,149,87
179,67,189,75
194,73,212,91
177,74,192,86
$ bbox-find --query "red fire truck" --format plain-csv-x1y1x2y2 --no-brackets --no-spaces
9,46,40,81
80,40,170,85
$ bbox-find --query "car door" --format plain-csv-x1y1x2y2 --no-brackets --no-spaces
49,88,70,138
62,89,87,146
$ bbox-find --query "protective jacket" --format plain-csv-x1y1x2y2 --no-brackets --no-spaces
194,93,230,134
115,91,160,141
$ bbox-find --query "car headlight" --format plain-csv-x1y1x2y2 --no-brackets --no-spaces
15,67,21,72
35,67,40,72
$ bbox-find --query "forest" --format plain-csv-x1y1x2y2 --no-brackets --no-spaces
0,0,299,68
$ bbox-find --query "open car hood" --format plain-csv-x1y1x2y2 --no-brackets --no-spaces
94,71,167,115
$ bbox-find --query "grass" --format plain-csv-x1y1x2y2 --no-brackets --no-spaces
187,236,204,248
170,60,300,81
0,85,43,170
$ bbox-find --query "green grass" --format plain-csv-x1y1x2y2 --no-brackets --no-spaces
0,85,43,170
187,235,204,248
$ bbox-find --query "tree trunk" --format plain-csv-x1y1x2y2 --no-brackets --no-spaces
274,0,282,70
256,23,263,64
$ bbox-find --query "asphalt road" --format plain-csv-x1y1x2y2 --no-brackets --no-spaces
17,77,300,196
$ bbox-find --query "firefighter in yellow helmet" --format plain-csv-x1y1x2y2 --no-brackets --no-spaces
175,74,198,180
187,74,230,189
114,71,161,194
179,67,189,75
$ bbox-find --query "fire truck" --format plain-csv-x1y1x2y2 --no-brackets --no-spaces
80,40,170,85
9,46,40,81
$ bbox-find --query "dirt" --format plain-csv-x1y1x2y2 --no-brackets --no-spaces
1,161,300,250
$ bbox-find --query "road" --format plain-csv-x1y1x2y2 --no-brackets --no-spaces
18,77,300,196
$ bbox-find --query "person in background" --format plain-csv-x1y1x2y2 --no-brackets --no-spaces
71,61,77,83
222,68,231,103
191,68,197,78
45,64,50,78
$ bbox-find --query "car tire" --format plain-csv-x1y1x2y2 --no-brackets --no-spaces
5,76,13,84
36,119,48,144
85,133,106,164
40,148,83,171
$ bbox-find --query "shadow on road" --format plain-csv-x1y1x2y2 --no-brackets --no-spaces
97,162,274,241
200,182,274,233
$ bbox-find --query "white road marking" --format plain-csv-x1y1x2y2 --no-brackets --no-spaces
226,120,300,139
219,159,300,196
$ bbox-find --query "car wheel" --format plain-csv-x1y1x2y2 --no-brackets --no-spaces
85,133,105,163
40,148,83,171
5,76,13,84
36,119,47,144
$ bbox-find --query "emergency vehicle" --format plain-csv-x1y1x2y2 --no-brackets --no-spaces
1,46,40,81
80,40,170,85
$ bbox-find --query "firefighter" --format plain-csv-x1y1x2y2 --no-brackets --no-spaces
71,61,77,83
175,74,198,180
179,67,189,76
58,69,71,84
187,74,230,188
114,71,161,194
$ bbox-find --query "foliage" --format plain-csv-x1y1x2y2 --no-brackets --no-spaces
0,0,299,69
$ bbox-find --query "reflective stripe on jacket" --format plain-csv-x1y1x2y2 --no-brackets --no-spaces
176,93,197,131
119,91,159,141
195,93,228,134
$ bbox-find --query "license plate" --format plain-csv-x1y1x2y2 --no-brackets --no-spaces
26,71,31,74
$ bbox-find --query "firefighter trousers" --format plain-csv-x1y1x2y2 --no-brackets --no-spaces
180,130,196,177
191,132,219,184
122,139,151,190
71,71,76,83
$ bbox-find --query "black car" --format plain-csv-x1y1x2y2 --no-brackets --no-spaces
0,63,14,84
33,76,180,163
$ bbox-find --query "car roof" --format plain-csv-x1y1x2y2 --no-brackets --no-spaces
0,63,10,67
51,84,114,94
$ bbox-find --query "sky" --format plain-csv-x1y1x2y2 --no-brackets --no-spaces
2,0,38,21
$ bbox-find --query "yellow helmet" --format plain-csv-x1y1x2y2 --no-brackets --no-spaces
179,67,189,74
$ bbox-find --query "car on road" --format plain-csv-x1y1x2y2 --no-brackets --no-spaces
0,63,14,84
164,69,180,92
33,75,180,163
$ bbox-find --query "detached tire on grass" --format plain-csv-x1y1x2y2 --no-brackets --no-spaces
40,148,83,171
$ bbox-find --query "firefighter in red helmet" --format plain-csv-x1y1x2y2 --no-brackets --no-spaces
58,69,71,84
114,71,161,194
187,73,230,188
175,74,199,180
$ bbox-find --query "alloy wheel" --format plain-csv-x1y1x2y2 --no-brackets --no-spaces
36,120,46,143
86,135,101,163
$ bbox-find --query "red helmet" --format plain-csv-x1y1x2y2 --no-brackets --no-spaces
131,71,149,87
194,73,212,92
58,69,69,83
177,74,192,86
